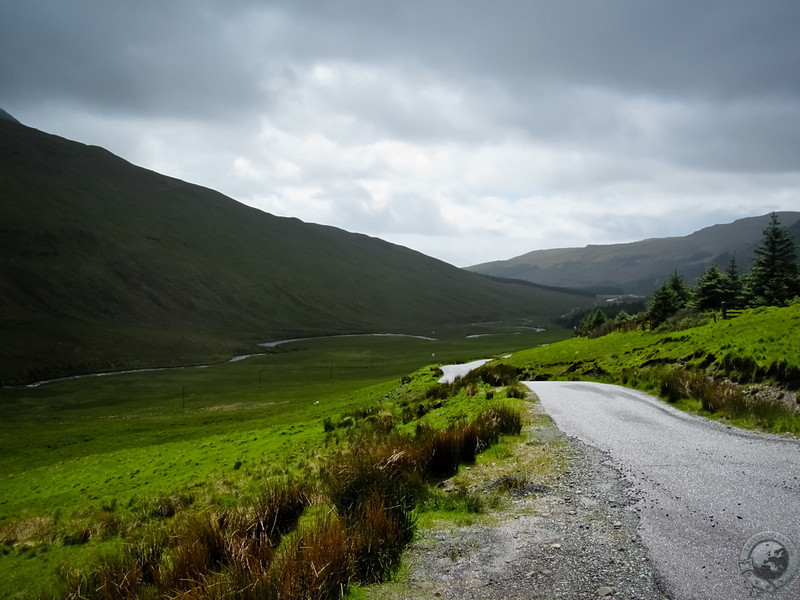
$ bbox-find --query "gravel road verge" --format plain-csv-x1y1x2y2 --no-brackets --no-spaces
363,398,673,600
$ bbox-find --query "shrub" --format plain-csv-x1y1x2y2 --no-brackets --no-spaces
161,512,228,590
63,551,144,600
62,528,167,599
61,481,309,600
61,523,92,546
475,363,521,386
656,367,743,412
321,436,424,519
478,402,523,438
426,382,454,400
423,422,480,479
651,367,800,430
146,492,194,519
505,382,528,399
245,480,310,545
347,491,411,583
58,384,526,600
268,513,352,600
658,369,688,403
0,516,59,547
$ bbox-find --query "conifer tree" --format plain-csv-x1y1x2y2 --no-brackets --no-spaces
666,271,691,309
692,264,726,310
576,308,607,336
745,213,800,306
648,283,679,327
723,255,744,307
647,272,690,327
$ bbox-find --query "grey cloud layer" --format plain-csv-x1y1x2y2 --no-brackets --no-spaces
2,1,798,265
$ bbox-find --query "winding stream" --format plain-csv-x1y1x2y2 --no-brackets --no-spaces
17,333,438,388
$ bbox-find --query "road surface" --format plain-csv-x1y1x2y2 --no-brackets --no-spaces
438,359,492,384
525,381,800,600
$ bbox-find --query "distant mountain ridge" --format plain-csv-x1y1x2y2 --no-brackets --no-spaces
467,213,800,295
0,118,589,384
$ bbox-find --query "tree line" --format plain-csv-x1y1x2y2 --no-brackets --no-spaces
577,213,800,336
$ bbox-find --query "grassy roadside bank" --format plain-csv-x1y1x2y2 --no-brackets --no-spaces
0,325,568,598
348,397,570,600
501,305,800,434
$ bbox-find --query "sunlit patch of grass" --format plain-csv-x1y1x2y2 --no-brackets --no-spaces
1,331,573,597
504,305,800,435
44,379,532,599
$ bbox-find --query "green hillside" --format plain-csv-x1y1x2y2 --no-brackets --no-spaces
502,304,800,432
0,119,589,384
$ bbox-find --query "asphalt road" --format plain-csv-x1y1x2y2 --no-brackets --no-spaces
525,381,800,600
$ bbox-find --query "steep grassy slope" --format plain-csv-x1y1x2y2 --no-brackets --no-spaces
0,119,590,384
468,212,800,294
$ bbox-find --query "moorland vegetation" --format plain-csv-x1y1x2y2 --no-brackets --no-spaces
0,329,562,599
4,301,800,599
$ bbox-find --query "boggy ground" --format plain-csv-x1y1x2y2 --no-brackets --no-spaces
362,400,673,600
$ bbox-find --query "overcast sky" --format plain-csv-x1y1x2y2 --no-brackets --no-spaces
2,1,799,266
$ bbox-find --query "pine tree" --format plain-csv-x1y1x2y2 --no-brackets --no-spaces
723,255,744,307
666,271,691,309
648,283,679,327
745,213,800,306
576,308,607,336
692,264,726,310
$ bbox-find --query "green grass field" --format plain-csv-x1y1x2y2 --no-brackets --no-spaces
0,323,569,599
4,307,799,598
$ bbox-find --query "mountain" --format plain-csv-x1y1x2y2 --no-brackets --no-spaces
0,117,590,384
0,108,19,123
467,213,800,296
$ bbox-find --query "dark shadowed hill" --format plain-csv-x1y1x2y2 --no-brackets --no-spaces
0,108,19,123
467,212,800,295
0,117,590,384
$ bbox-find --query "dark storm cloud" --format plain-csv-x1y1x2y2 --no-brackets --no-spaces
279,0,800,99
6,1,797,116
0,1,274,118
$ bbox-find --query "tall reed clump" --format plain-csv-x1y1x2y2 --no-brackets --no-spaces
320,400,525,585
414,421,480,479
57,400,525,600
655,367,799,432
266,513,352,600
658,366,752,412
61,479,311,600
